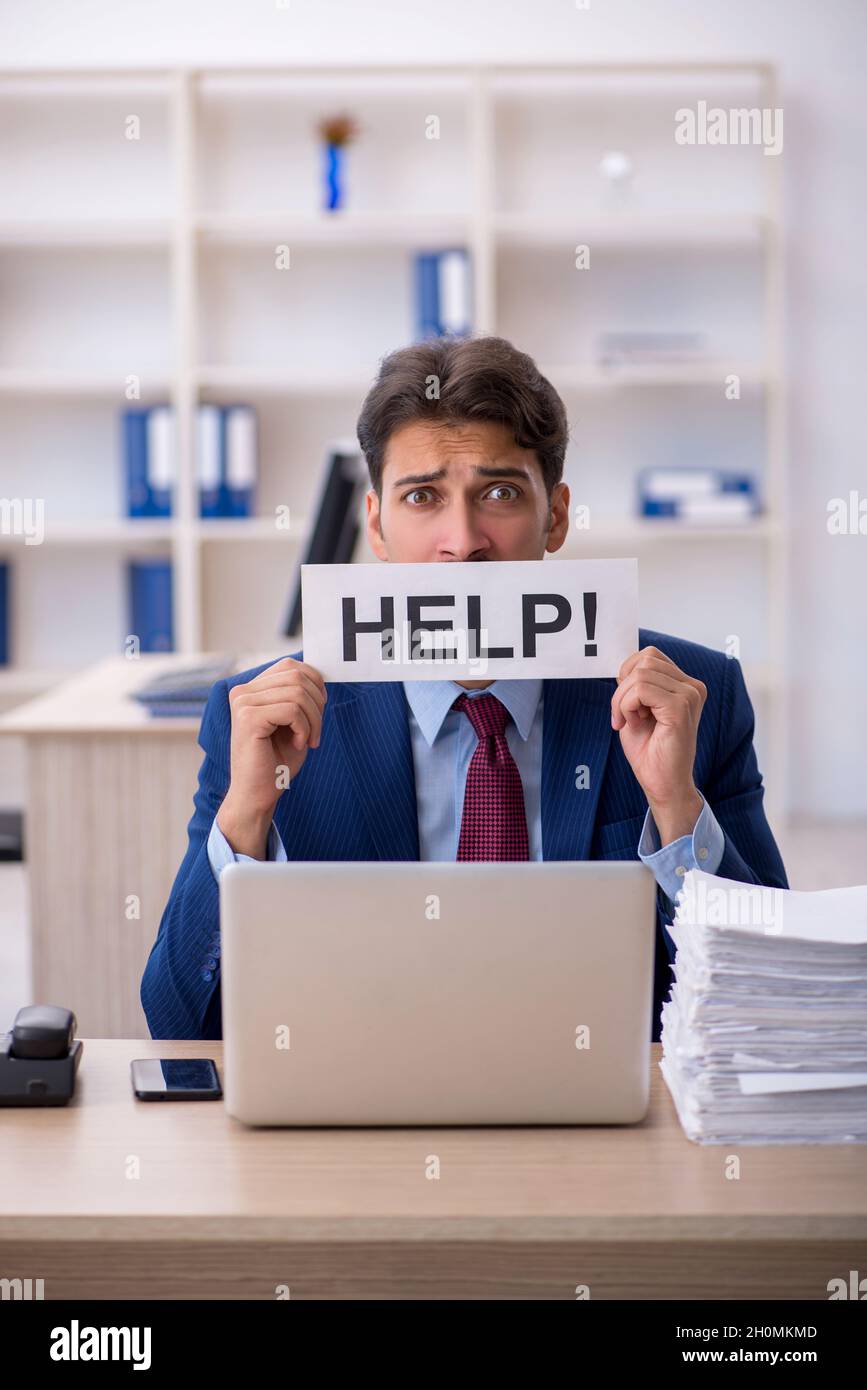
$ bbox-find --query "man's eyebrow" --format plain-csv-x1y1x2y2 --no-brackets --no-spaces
391,468,448,490
391,465,533,490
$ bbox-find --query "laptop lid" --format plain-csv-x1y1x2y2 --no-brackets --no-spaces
219,860,656,1126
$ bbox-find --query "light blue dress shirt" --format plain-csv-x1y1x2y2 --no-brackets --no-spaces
207,676,725,900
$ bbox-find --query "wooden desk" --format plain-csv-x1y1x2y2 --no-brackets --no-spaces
1,1040,864,1300
0,651,285,1038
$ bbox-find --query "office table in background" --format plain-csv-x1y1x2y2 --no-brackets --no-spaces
0,652,285,1037
0,1040,864,1300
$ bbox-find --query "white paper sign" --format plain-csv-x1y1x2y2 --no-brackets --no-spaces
300,558,638,681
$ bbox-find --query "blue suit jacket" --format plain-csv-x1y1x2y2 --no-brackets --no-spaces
141,627,788,1042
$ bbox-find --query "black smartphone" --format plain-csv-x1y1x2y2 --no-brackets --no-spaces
130,1057,222,1101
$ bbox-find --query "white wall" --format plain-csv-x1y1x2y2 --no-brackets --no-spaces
3,0,866,818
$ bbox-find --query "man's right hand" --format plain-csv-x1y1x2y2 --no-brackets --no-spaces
216,657,327,859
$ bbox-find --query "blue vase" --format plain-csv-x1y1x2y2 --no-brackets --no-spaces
323,141,344,211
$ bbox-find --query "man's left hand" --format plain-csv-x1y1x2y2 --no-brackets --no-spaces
611,645,707,846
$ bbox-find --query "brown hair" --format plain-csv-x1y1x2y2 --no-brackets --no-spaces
356,335,569,499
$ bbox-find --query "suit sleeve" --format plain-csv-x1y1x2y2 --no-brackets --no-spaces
704,655,789,890
655,654,789,946
139,678,231,1039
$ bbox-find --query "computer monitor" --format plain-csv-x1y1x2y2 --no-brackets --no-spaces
283,444,368,639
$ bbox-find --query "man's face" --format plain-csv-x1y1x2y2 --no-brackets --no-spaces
365,418,570,562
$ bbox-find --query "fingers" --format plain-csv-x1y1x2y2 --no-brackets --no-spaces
240,665,327,710
612,670,681,728
612,648,707,730
241,697,315,750
253,658,327,699
612,672,704,732
616,646,707,698
232,689,323,749
229,660,327,747
617,647,662,682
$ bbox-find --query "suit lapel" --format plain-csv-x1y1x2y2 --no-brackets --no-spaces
331,682,421,860
541,677,616,861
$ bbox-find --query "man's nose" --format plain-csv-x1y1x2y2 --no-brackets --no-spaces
436,500,491,560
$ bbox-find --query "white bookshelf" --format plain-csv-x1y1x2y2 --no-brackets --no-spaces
0,63,787,818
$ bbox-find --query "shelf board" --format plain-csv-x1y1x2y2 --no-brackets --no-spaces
488,62,773,82
490,72,770,99
0,519,310,546
0,520,174,548
195,210,470,248
495,212,769,247
557,517,779,546
543,362,769,390
0,364,770,398
196,365,373,397
196,70,475,98
196,518,307,541
0,219,172,248
0,516,777,550
195,363,770,396
0,369,172,399
194,210,771,253
0,75,172,98
200,519,778,544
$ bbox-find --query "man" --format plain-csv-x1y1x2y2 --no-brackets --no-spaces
141,335,788,1042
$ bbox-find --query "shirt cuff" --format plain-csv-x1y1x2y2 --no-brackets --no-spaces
206,816,288,880
637,792,725,904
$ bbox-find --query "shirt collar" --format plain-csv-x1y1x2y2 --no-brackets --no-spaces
402,677,543,748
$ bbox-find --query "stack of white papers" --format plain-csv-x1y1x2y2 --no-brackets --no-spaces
660,869,867,1144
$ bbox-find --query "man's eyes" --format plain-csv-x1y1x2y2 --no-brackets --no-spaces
402,484,521,505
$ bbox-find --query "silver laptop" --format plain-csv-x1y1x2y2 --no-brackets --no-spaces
219,861,657,1127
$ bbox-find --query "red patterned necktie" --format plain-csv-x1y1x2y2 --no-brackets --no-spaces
452,693,530,860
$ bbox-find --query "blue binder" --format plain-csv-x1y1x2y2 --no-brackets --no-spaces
128,559,173,652
415,253,442,339
122,409,152,517
637,467,758,518
197,404,224,518
222,404,257,518
414,249,472,340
